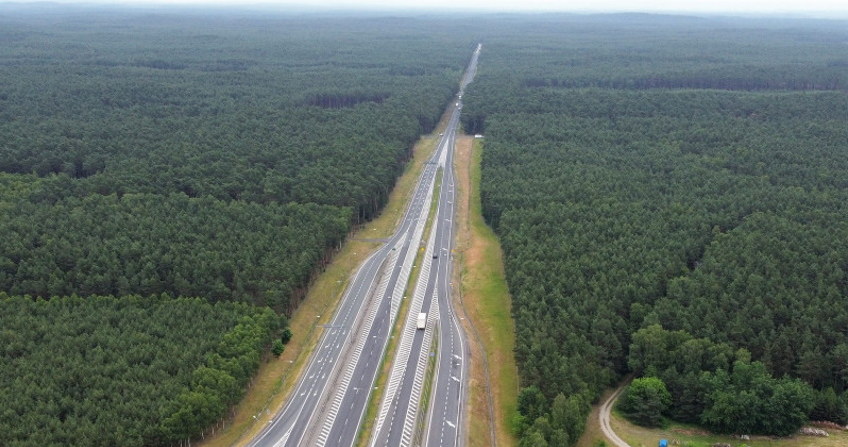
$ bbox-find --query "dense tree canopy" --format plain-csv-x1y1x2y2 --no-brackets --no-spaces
4,8,848,445
628,325,822,434
0,12,469,222
460,14,848,444
0,294,278,447
0,9,475,313
618,377,671,427
0,7,477,445
0,191,349,309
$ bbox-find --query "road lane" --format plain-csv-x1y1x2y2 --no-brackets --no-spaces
248,152,439,447
371,43,480,447
424,43,480,447
248,44,481,447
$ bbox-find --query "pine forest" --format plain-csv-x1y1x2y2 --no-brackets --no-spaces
1,6,847,447
460,15,848,446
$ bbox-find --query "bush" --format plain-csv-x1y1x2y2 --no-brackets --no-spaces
619,377,671,427
272,339,285,357
281,328,293,344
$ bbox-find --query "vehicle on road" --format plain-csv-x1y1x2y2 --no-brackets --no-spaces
417,312,427,330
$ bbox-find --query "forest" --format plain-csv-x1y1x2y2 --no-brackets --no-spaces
0,294,279,447
0,190,349,307
4,7,848,446
0,6,476,445
460,15,848,446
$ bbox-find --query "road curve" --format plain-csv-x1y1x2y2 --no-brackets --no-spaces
599,387,631,447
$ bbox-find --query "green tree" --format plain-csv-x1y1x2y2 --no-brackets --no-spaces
700,360,814,435
281,328,293,344
272,339,285,357
619,377,671,427
517,386,548,429
519,430,548,447
550,393,586,445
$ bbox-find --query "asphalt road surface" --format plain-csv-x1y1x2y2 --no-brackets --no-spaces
424,43,482,447
246,44,481,447
371,43,481,447
247,147,437,447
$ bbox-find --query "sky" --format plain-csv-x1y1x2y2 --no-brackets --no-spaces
5,0,848,15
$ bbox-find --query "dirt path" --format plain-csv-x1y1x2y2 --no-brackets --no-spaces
600,387,631,447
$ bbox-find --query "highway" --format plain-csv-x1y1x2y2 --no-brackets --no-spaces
246,44,480,447
370,43,481,447
425,42,481,447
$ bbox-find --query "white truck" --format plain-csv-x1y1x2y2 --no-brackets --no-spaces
417,312,427,330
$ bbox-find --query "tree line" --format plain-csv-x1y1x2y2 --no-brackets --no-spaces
460,15,848,446
624,325,823,436
0,9,478,445
0,294,281,447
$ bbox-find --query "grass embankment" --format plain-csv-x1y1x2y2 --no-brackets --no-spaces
198,133,441,447
576,388,847,447
355,169,443,447
453,135,519,447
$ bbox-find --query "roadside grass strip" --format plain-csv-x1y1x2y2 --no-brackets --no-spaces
455,137,519,447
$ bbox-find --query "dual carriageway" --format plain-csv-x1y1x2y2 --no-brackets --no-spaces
247,44,481,447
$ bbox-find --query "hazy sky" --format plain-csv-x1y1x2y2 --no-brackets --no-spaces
15,0,848,14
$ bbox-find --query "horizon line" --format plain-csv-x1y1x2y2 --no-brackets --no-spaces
1,1,847,17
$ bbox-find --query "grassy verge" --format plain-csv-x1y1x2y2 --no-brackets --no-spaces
453,135,519,447
575,388,847,447
611,409,848,447
355,168,443,447
198,132,441,447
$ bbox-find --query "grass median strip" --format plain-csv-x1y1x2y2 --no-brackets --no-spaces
414,327,440,446
355,168,443,447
